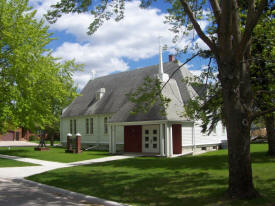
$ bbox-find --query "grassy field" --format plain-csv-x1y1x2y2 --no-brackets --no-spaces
0,158,38,167
27,144,275,206
0,147,109,163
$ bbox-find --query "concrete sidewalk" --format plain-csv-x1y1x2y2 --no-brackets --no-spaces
0,154,69,178
0,153,137,178
68,154,139,167
0,141,38,147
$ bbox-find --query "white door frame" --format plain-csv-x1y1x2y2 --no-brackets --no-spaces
142,125,160,153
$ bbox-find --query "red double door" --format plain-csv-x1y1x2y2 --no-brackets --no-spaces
124,124,182,154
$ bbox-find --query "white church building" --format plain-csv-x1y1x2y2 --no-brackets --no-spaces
60,54,227,157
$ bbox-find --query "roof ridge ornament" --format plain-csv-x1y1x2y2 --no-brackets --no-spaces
158,36,169,82
91,70,96,80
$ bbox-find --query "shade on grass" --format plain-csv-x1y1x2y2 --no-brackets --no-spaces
27,144,275,206
0,158,38,167
0,147,109,163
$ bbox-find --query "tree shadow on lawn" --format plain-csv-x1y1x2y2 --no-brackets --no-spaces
251,151,275,163
103,153,230,171
106,149,273,172
30,170,229,206
29,168,274,206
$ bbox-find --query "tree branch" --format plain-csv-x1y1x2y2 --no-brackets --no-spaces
219,0,233,51
179,0,216,53
204,56,213,91
240,0,268,56
209,0,221,24
251,107,275,121
256,90,275,95
161,51,202,91
232,0,241,51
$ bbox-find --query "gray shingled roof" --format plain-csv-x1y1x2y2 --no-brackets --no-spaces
61,61,198,122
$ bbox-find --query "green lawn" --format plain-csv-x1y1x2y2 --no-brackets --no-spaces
0,147,109,163
0,157,38,167
27,144,275,206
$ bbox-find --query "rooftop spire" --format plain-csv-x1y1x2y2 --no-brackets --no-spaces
159,36,164,75
158,36,169,82
91,70,96,80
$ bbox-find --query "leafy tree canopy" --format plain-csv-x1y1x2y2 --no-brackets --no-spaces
0,0,82,134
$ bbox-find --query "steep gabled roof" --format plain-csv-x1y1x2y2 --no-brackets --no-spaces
61,61,198,122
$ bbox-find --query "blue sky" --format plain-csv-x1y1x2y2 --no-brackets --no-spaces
29,0,209,89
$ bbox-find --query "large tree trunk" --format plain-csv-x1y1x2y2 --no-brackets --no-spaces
225,106,258,198
218,56,259,199
265,114,275,156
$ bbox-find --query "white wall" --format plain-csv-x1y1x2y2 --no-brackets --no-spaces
181,122,193,146
60,115,124,144
181,121,227,147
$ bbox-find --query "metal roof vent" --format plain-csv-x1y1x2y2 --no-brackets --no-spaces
96,88,106,100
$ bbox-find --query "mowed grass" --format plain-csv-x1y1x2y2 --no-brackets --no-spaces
0,158,38,167
27,144,275,206
0,147,109,163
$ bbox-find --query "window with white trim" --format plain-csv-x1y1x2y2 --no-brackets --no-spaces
90,118,93,134
70,120,73,134
86,119,89,134
104,117,108,134
69,119,77,134
74,119,77,134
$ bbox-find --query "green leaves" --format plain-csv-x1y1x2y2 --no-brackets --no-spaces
0,0,81,133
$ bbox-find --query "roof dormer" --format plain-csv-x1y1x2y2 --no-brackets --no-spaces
96,88,106,100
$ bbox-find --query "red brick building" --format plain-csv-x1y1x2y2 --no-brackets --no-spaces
0,128,30,141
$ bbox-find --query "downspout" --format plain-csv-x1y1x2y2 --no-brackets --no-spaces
192,122,195,154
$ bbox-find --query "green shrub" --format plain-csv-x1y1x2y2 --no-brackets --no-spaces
29,135,36,141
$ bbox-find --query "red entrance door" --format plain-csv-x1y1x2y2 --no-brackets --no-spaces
124,126,142,152
172,124,182,154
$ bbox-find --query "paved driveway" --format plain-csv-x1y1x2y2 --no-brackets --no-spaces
0,178,89,206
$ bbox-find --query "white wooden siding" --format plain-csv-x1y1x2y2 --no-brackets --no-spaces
60,115,124,144
181,122,193,146
193,121,227,145
181,121,227,147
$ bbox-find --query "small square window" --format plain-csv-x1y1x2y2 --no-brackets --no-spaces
145,130,149,134
153,144,157,148
145,144,149,148
153,137,157,141
145,137,149,141
153,130,157,134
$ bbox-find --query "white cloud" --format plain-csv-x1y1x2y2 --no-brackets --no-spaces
30,0,209,89
194,38,209,50
185,64,194,70
190,70,202,77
